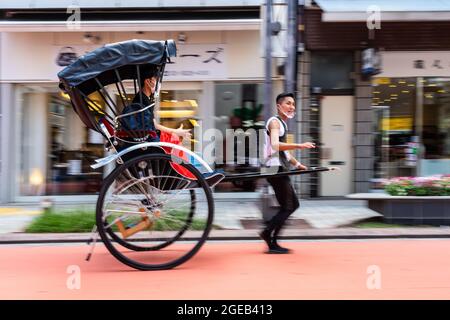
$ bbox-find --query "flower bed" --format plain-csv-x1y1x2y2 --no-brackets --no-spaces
383,175,450,196
347,176,450,225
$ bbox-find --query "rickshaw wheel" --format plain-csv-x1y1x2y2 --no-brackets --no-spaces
96,153,214,270
105,188,196,251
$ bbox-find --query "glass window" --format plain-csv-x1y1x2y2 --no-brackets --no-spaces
158,90,200,132
372,77,417,179
422,78,450,160
420,77,450,175
372,77,450,181
19,87,104,196
115,88,201,150
213,83,265,192
311,52,354,90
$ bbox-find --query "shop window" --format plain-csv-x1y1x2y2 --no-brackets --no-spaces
421,78,450,175
422,78,450,159
213,83,265,192
115,88,201,150
158,90,200,135
19,88,104,196
372,77,417,180
311,52,354,91
372,77,450,180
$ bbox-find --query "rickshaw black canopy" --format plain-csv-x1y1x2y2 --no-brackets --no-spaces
58,39,176,95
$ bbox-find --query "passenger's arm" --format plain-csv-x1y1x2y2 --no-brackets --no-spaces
154,120,192,139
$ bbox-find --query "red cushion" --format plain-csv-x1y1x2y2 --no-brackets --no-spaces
160,131,196,180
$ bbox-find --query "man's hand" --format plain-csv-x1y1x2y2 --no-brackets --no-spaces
294,162,308,170
297,142,316,149
173,124,192,139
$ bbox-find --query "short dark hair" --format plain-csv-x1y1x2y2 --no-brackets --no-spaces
139,68,159,87
276,92,295,104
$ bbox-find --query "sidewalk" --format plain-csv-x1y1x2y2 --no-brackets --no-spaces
0,198,380,233
0,207,41,234
1,198,449,243
215,199,382,229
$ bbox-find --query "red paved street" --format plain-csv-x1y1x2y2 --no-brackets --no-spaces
1,239,450,299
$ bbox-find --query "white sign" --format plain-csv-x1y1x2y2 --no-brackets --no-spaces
164,44,227,80
53,44,227,82
378,51,450,77
1,33,248,82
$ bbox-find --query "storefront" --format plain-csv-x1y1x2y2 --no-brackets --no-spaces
0,28,283,203
297,2,450,197
372,51,450,181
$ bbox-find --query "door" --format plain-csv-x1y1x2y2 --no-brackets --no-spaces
320,96,353,196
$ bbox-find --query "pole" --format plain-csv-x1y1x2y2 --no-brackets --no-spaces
264,0,273,122
285,0,298,95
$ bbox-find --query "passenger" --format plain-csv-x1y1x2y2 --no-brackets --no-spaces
121,73,192,141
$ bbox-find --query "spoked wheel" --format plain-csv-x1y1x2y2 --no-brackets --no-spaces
105,188,196,251
96,153,214,270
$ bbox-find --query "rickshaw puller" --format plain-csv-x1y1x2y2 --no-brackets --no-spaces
260,92,316,254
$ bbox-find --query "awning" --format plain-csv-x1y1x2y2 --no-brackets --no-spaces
0,0,261,9
0,19,261,32
315,0,450,22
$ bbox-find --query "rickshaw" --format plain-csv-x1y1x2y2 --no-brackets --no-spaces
58,39,334,271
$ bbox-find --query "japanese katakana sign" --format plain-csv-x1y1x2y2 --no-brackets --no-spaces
164,44,227,80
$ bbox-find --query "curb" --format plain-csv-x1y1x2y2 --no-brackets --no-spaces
2,228,450,244
1,235,450,245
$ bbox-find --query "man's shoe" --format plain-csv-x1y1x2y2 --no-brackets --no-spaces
267,242,291,254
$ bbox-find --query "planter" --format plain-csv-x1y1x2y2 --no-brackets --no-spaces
346,193,450,226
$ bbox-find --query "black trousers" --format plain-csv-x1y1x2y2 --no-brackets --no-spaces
265,166,300,239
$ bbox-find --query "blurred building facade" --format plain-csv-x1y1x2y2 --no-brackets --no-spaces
296,1,450,197
0,0,449,203
0,0,284,203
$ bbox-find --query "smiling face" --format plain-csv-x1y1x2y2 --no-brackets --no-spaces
277,96,296,119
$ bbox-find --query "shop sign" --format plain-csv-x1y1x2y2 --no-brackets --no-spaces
164,44,227,80
378,52,450,77
53,44,227,81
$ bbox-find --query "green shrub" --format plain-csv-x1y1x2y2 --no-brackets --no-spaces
26,208,209,233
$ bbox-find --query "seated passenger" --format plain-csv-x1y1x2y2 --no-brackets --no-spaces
120,73,191,142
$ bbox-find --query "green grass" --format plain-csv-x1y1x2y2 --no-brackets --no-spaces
26,209,96,233
351,219,435,228
25,208,211,233
352,221,408,228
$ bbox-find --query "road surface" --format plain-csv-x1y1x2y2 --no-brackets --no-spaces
1,239,450,299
